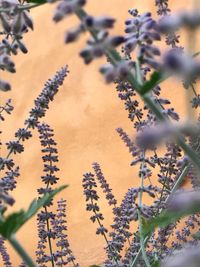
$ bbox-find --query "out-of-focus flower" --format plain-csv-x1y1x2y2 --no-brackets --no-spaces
163,246,200,267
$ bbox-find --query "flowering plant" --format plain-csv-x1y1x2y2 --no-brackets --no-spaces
1,0,200,267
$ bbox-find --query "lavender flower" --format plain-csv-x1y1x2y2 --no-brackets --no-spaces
25,66,68,129
82,172,119,263
155,0,170,16
92,162,117,206
0,99,13,121
124,10,161,65
51,198,79,266
6,141,24,154
0,237,12,267
53,0,86,22
36,123,60,266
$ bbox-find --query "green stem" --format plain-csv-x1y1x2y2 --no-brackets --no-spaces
137,211,151,267
75,7,200,174
8,235,37,267
137,155,151,267
130,236,148,267
130,163,190,267
44,206,55,267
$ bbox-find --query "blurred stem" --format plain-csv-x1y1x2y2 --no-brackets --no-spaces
90,200,120,267
137,211,151,267
75,7,200,174
8,235,37,267
0,2,45,13
135,60,143,86
44,205,55,267
186,28,196,121
137,155,151,267
187,0,198,121
130,162,191,267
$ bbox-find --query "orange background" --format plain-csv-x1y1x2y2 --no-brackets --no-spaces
0,0,196,266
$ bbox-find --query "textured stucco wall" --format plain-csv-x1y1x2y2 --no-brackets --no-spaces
0,0,195,265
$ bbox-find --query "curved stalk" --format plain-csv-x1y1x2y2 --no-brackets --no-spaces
8,235,37,267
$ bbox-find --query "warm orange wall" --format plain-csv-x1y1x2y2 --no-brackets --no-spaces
0,0,197,266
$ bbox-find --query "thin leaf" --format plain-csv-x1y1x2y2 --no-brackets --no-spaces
151,260,161,267
140,71,163,95
27,0,47,3
0,185,68,238
192,231,200,240
143,200,200,237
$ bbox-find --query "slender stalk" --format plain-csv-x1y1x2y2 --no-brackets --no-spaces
8,235,37,267
130,163,190,267
137,211,151,267
44,206,55,267
130,236,148,267
136,154,151,267
75,7,200,174
90,200,120,267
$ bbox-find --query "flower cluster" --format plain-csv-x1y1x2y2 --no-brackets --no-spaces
124,10,161,62
51,198,79,266
36,123,60,266
92,162,117,207
0,67,69,265
53,0,86,22
0,0,34,89
155,0,170,16
35,123,78,267
0,99,13,121
25,66,68,129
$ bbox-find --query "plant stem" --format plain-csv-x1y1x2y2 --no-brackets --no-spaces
137,155,151,267
44,206,55,267
75,7,200,174
130,162,190,267
137,211,151,267
8,235,37,267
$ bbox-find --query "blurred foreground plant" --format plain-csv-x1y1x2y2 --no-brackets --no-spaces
1,0,200,267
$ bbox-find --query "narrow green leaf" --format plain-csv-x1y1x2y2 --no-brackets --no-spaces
140,71,163,95
151,260,161,267
143,200,200,237
27,0,47,3
0,185,68,238
192,51,200,58
192,231,200,240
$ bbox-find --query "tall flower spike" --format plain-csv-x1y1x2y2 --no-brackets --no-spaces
51,198,79,266
25,66,68,129
82,172,118,263
92,162,117,206
0,66,68,173
0,237,12,267
37,123,59,192
0,99,13,121
36,123,60,266
116,128,138,158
